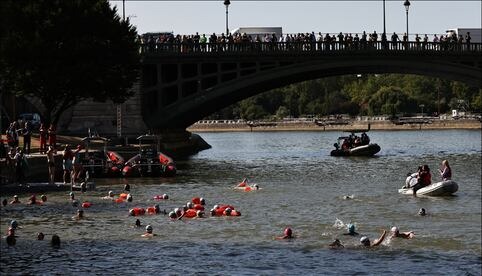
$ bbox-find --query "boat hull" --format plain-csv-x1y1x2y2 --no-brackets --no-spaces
399,180,459,196
330,143,381,157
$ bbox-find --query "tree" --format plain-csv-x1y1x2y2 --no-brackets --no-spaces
0,0,140,126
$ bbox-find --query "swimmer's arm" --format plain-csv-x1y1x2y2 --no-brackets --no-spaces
372,230,387,246
400,231,415,239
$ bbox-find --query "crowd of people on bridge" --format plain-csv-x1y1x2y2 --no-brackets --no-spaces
138,31,474,53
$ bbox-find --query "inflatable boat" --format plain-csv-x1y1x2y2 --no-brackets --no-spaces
330,143,381,156
398,173,458,196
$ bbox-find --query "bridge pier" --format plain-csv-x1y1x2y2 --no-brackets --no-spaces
152,129,211,158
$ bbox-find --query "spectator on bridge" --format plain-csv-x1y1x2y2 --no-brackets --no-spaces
433,34,439,50
422,34,428,50
465,32,471,51
353,34,360,49
200,34,207,52
391,32,400,50
337,32,344,50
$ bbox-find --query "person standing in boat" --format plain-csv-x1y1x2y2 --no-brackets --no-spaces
413,164,431,196
438,160,452,181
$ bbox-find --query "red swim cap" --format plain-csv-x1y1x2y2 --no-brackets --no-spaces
284,227,292,237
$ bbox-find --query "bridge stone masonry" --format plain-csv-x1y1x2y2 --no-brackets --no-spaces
140,41,482,131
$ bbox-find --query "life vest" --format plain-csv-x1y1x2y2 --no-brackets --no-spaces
231,210,241,216
81,202,92,208
421,172,431,186
115,198,125,203
130,207,145,216
193,204,204,211
184,209,197,218
192,197,201,205
119,193,128,199
147,207,156,214
244,186,252,192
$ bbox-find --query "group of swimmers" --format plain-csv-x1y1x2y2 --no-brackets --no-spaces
4,219,61,247
2,194,49,206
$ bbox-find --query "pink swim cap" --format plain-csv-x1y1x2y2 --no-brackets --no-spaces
284,227,292,237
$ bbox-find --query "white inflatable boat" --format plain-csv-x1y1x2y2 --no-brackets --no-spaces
398,173,458,196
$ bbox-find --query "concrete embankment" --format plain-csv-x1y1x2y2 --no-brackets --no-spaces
187,119,481,132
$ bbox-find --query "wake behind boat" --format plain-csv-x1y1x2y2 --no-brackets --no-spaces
399,173,458,196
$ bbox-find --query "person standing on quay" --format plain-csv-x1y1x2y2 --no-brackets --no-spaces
47,145,56,185
22,121,32,154
48,124,56,149
39,123,47,154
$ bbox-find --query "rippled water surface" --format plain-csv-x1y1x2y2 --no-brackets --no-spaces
1,130,481,275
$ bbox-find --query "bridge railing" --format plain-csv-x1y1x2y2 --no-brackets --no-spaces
140,41,482,55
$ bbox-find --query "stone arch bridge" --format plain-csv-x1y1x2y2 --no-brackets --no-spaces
141,41,482,131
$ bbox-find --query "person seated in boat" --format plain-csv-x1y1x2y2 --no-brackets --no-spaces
390,226,414,239
359,230,387,247
353,137,362,148
413,165,431,195
275,227,294,240
438,160,452,181
341,139,350,151
361,132,370,145
10,195,20,204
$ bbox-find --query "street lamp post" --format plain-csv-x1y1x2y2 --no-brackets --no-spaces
383,0,386,35
224,0,230,35
403,0,410,41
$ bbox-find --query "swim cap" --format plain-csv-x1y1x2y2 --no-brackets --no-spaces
129,209,135,216
347,223,356,234
146,225,153,233
187,202,193,209
127,194,133,202
175,208,182,216
360,236,370,246
391,226,399,234
224,208,232,215
418,208,426,216
41,195,47,202
108,191,114,196
162,194,169,199
124,184,130,191
169,211,177,219
213,205,219,210
210,209,216,216
14,195,18,198
69,192,74,198
196,210,204,218
10,220,18,229
284,227,292,237
253,184,259,190
200,198,205,205
37,232,44,240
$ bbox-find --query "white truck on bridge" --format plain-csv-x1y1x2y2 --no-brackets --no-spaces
231,27,282,41
445,28,481,43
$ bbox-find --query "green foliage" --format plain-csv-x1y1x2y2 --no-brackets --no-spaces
208,74,481,120
0,0,140,125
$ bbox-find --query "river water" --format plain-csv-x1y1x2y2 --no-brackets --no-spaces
1,130,481,275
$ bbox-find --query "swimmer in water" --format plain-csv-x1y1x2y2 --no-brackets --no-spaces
124,184,130,192
126,194,133,202
142,225,156,237
27,194,37,205
275,227,294,240
418,208,426,216
51,234,61,247
73,209,84,220
102,191,115,200
343,223,359,236
2,198,8,206
10,195,20,204
390,226,415,239
168,211,178,219
135,219,141,227
41,195,47,203
37,232,45,240
359,230,387,247
329,239,344,248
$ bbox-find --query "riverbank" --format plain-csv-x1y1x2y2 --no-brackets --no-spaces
187,118,481,132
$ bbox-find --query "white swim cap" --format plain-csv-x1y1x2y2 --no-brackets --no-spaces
196,210,204,217
213,205,219,210
187,202,193,209
168,211,177,218
69,192,74,197
146,225,153,232
162,194,168,199
200,198,205,205
391,226,399,233
108,191,113,196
